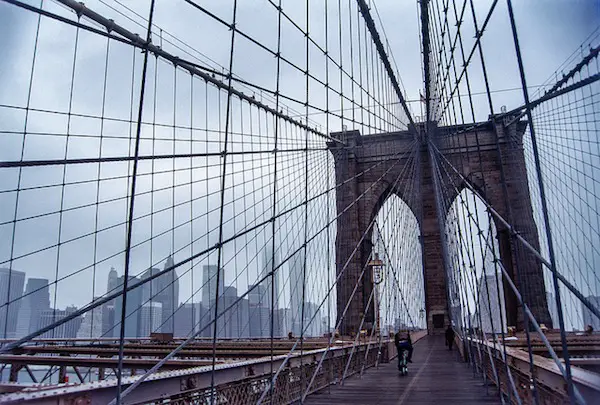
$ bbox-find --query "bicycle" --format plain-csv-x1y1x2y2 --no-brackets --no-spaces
398,348,409,376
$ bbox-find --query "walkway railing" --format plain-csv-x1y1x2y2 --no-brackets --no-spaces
458,334,600,404
0,337,391,404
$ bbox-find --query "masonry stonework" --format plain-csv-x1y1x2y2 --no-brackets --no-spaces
329,119,552,335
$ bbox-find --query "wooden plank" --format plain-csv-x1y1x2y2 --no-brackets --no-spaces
305,335,501,405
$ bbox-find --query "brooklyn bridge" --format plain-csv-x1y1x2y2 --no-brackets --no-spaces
0,0,599,404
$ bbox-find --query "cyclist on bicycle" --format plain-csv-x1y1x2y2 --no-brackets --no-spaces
394,329,413,368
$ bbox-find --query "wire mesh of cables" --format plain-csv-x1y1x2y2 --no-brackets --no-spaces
373,199,425,333
523,29,600,333
419,0,600,402
0,0,425,403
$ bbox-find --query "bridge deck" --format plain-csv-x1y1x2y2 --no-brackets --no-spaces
305,335,501,405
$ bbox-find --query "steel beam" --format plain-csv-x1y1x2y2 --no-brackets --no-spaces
0,340,381,404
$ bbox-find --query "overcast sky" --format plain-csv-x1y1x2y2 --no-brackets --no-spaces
0,0,598,331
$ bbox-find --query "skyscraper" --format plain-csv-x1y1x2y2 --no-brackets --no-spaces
101,267,119,337
107,267,119,295
76,297,103,338
101,304,115,337
161,255,179,333
582,295,600,331
289,250,305,336
0,268,26,338
198,303,214,338
260,246,280,311
474,273,507,334
546,292,559,328
248,283,270,337
277,308,292,336
217,286,248,338
303,302,322,337
174,302,203,337
140,267,159,331
139,302,162,337
113,275,143,338
37,306,83,339
139,256,180,334
16,278,50,338
202,265,224,309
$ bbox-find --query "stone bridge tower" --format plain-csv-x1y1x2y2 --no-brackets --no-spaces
328,119,552,335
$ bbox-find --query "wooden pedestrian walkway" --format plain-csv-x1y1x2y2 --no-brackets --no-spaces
304,335,501,405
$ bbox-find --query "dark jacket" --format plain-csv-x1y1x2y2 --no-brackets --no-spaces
394,332,412,347
445,327,455,342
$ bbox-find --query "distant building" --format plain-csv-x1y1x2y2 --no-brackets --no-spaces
260,246,280,311
202,265,224,310
113,275,143,338
0,268,26,338
289,251,305,336
200,286,251,338
106,263,176,338
38,306,83,339
321,315,332,336
76,297,103,338
546,292,559,328
174,303,203,337
197,303,215,338
276,308,292,337
218,287,249,338
139,302,162,337
16,278,50,338
200,265,225,338
249,306,271,338
102,304,115,337
473,273,506,334
303,302,322,337
140,256,179,334
107,267,119,296
582,295,600,331
248,284,270,337
101,267,119,337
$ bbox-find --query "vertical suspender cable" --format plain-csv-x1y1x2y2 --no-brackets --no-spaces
504,1,576,403
116,0,156,403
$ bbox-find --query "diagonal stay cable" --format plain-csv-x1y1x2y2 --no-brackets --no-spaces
101,139,418,403
299,143,420,402
256,141,419,404
340,150,421,384
429,140,600,323
114,140,417,404
431,140,588,403
0,140,414,352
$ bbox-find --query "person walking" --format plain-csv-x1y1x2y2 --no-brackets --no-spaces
445,325,455,351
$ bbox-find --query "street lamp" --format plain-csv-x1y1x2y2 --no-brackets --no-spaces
368,253,384,335
369,253,384,285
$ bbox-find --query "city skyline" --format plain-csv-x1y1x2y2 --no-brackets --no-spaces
0,249,329,339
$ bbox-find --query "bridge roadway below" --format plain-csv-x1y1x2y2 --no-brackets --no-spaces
305,335,500,405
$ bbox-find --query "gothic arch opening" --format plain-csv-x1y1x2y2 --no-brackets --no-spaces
372,194,426,332
445,188,507,334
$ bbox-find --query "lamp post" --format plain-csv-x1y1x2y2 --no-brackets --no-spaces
368,253,384,335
